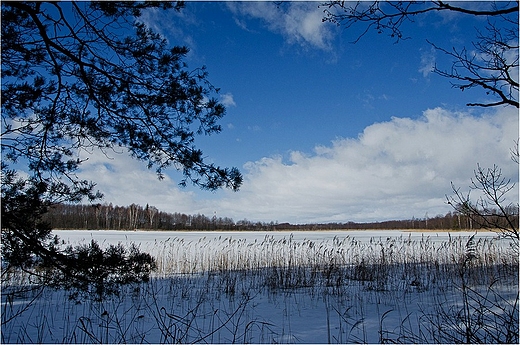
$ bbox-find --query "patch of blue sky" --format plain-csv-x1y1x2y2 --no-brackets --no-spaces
175,2,491,161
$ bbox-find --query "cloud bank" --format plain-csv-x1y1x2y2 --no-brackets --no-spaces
221,107,517,223
77,107,518,224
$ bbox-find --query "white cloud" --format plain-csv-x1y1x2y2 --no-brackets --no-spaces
204,107,519,223
76,150,199,214
221,92,236,107
227,2,336,51
76,107,518,225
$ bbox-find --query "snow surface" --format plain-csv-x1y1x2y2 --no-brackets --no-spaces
2,230,518,344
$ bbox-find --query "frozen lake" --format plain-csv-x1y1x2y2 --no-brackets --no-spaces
54,228,502,247
53,229,511,276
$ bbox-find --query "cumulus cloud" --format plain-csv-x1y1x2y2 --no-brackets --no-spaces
206,107,519,223
76,150,199,214
76,107,518,225
220,92,236,107
227,2,336,51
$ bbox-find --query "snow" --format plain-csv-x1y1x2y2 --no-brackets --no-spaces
2,230,518,343
52,229,501,248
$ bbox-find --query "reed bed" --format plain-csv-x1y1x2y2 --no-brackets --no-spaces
150,234,516,291
2,232,518,343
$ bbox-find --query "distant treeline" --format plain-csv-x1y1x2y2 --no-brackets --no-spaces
42,202,517,231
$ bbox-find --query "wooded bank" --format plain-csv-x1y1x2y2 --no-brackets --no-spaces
43,203,517,232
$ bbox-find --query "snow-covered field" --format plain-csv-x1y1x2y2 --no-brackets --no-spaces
2,230,518,343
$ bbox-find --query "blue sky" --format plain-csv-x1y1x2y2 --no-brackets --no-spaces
77,2,518,224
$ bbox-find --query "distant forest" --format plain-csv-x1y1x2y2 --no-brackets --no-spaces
42,202,515,231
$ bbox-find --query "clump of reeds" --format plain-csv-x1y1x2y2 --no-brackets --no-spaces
148,233,516,294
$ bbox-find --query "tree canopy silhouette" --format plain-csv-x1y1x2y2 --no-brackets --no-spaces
1,1,242,296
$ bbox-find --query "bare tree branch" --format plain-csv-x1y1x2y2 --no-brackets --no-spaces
447,164,519,247
321,1,519,108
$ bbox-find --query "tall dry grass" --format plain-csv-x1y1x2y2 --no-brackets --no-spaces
2,232,518,343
